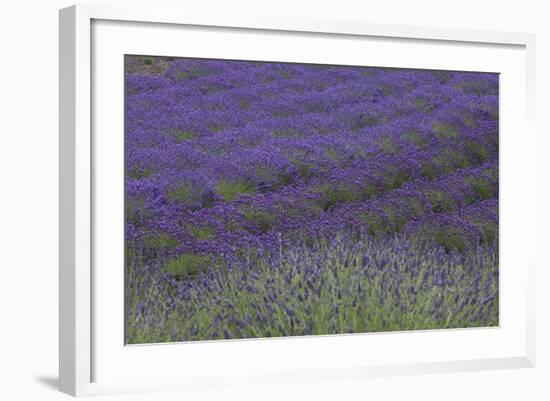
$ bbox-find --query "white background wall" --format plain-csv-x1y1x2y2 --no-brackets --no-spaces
0,0,547,400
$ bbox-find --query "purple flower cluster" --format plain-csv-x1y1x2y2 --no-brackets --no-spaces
124,56,498,343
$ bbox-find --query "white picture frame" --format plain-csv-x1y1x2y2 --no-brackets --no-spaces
59,3,536,397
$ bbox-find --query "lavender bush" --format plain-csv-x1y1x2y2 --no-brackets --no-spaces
124,56,499,344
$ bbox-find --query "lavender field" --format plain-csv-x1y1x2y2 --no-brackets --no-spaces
124,56,499,344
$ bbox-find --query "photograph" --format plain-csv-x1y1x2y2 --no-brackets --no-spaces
124,55,499,344
1,0,545,399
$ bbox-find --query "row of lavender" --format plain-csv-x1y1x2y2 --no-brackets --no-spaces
124,57,498,342
126,232,498,343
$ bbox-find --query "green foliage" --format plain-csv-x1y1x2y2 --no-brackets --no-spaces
175,71,190,81
466,141,489,164
290,157,316,179
464,114,477,128
421,161,437,180
383,168,410,190
377,135,396,153
272,128,303,138
324,147,341,160
126,197,152,226
473,221,498,245
433,122,459,139
363,182,379,198
434,149,471,173
235,245,260,261
314,183,362,211
172,129,196,142
406,197,427,217
403,130,428,149
255,165,294,188
352,114,381,132
216,179,256,201
208,124,224,133
383,206,408,232
414,97,434,112
142,232,179,250
143,58,153,65
125,241,137,267
127,167,154,180
166,185,193,203
174,66,212,82
162,253,211,279
427,190,456,213
243,208,276,234
432,227,468,253
125,232,499,344
359,211,388,237
189,225,214,241
466,177,495,201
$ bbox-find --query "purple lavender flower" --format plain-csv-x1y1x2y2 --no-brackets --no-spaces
124,55,499,344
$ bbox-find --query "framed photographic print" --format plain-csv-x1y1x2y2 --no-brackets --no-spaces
59,4,536,397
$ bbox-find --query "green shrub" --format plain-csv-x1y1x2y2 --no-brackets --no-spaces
474,221,498,245
406,197,427,217
466,142,489,164
352,114,381,132
188,225,214,240
359,211,388,237
162,253,211,279
421,161,437,180
290,158,316,179
427,190,456,213
142,232,178,250
166,185,193,203
255,165,294,188
466,177,495,201
216,180,256,201
243,208,276,234
314,183,361,211
126,197,152,226
403,130,428,149
383,206,408,232
363,182,379,199
127,167,154,180
383,169,410,190
172,129,196,142
433,149,470,173
414,97,434,112
464,114,477,128
235,245,259,261
432,228,468,253
208,124,224,133
325,147,341,161
433,122,459,139
377,135,396,153
175,71,190,81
